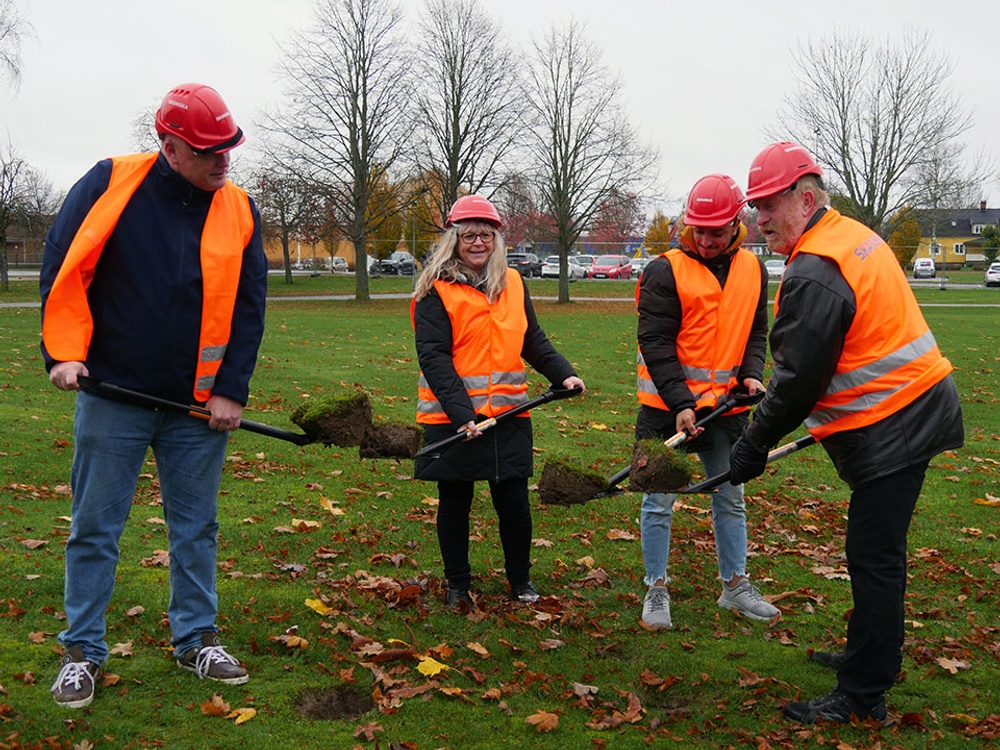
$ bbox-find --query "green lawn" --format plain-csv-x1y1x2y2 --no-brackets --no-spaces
0,295,997,749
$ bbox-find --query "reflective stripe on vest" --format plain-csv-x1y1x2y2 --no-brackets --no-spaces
636,248,760,412
413,269,530,425
780,209,953,439
41,152,255,402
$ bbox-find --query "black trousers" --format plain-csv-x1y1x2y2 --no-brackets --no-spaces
436,478,532,592
837,459,929,705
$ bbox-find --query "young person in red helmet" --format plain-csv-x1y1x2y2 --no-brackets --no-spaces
635,174,778,629
730,142,963,724
41,83,267,708
412,195,585,611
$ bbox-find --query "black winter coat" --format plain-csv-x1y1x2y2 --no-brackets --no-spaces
743,209,964,488
635,235,768,453
413,279,577,482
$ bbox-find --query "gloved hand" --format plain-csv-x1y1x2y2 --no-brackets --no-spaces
729,436,769,485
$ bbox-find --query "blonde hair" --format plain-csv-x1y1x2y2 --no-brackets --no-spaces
414,222,509,303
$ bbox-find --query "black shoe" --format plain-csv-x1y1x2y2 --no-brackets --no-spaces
511,581,539,603
176,632,249,685
808,650,846,670
783,688,888,725
445,588,476,612
51,646,102,709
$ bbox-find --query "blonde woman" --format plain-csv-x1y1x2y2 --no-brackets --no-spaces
412,195,585,610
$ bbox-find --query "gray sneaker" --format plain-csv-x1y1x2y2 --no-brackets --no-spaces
51,646,102,709
640,586,672,629
176,633,249,685
717,579,780,621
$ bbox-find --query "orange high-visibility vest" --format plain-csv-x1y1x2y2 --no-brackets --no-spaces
413,269,529,424
42,153,255,402
637,248,761,412
777,209,953,439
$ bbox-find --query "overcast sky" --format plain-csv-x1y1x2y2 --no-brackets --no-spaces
3,0,998,214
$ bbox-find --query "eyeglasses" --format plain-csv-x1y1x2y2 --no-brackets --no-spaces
459,231,494,244
748,181,798,211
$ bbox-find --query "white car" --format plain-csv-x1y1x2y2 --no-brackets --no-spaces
541,255,585,280
913,258,936,279
764,259,785,278
985,262,1000,288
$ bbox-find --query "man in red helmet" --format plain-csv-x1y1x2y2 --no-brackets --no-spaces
730,142,963,724
635,174,778,629
40,83,267,708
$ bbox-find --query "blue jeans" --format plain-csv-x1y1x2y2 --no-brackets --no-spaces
640,425,747,586
59,393,229,664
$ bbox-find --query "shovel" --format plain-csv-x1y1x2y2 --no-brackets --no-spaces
598,388,766,497
77,376,315,446
414,385,583,459
677,434,817,494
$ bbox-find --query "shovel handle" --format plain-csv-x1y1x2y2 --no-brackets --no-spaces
414,386,582,459
77,376,314,446
663,389,765,449
678,435,817,494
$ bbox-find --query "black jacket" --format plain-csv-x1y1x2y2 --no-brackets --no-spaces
635,236,768,452
39,154,267,406
413,280,577,482
743,209,964,488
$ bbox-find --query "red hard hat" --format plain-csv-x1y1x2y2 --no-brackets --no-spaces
683,174,746,227
445,195,502,228
155,83,245,153
745,141,823,201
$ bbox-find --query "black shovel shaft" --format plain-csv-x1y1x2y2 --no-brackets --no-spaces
414,386,582,459
77,376,313,446
678,435,817,494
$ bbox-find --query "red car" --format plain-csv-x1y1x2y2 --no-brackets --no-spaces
588,255,633,279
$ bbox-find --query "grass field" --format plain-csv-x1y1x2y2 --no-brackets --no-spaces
0,286,998,749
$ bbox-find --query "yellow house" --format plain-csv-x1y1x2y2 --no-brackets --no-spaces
913,202,1000,267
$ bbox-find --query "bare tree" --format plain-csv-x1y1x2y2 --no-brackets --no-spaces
0,0,30,90
779,28,984,232
412,0,523,224
264,0,413,301
250,155,323,284
1,138,56,289
523,20,657,303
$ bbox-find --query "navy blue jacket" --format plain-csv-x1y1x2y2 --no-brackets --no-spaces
40,153,267,406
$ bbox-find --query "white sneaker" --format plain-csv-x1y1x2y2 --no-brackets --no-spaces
717,579,779,621
640,586,672,629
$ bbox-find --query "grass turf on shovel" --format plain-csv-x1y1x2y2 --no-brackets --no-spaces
77,376,317,446
597,388,765,498
413,385,583,460
677,435,817,493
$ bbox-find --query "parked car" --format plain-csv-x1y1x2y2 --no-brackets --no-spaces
985,262,1000,288
631,257,651,279
913,258,936,279
541,255,585,280
507,252,542,278
379,251,416,275
331,256,349,273
764,259,785,279
588,255,632,280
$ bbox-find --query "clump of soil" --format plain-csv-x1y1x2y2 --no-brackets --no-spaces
295,684,373,720
537,456,608,505
629,439,698,492
291,390,373,446
359,422,422,459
